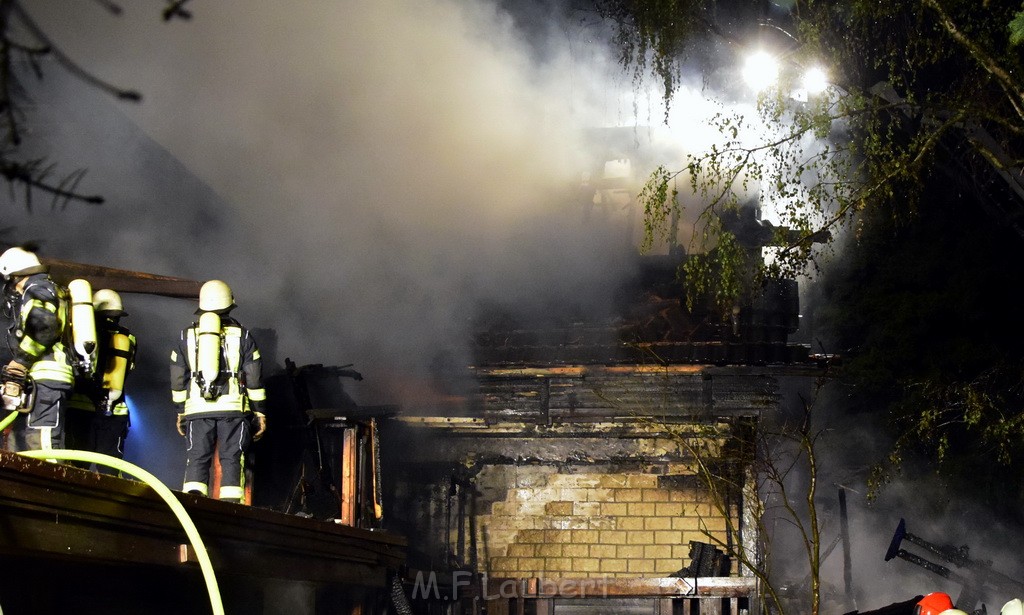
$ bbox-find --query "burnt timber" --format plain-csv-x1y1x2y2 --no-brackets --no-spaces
0,451,405,614
41,256,203,298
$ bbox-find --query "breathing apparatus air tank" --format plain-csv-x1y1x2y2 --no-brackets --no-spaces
68,279,98,375
197,311,222,400
100,331,132,416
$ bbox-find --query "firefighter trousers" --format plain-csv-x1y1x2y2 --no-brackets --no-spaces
183,415,252,501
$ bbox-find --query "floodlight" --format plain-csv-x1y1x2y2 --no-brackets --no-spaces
742,50,779,92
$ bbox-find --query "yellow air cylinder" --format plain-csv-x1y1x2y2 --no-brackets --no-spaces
68,278,97,373
197,311,222,399
102,331,131,403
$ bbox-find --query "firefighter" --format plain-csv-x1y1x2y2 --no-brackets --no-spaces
0,247,75,452
66,289,137,466
170,280,267,502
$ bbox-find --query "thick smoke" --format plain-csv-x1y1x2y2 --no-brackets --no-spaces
11,0,643,403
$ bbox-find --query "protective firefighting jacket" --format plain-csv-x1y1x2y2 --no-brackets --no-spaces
169,315,265,418
2,273,74,386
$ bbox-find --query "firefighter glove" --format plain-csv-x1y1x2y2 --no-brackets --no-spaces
1,361,28,412
176,413,187,437
253,412,267,441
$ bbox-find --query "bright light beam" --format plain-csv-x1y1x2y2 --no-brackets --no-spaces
802,66,829,95
742,50,780,92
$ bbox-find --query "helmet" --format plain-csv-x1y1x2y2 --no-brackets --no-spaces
937,610,969,615
198,280,235,313
918,594,955,615
93,289,127,316
0,247,46,279
1002,599,1024,615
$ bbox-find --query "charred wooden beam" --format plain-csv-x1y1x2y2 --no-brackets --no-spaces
41,257,202,299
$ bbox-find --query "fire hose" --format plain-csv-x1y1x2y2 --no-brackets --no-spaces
14,449,224,615
0,410,16,431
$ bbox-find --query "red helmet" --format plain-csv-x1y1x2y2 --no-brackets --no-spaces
917,593,955,615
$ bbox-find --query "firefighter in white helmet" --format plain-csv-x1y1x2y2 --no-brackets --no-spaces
0,247,75,452
66,289,137,468
170,280,267,503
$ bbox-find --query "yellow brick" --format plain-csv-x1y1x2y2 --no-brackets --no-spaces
572,558,601,573
562,544,590,557
645,545,672,559
616,545,644,558
669,490,692,502
655,502,683,516
548,474,603,489
507,544,536,557
589,516,616,530
601,502,628,516
537,543,563,557
626,474,659,488
549,516,591,531
545,530,573,543
530,487,561,501
627,530,654,545
545,557,573,572
643,517,672,530
590,544,617,558
666,462,696,474
546,501,575,515
518,558,544,573
600,558,628,572
656,559,681,574
599,530,627,544
641,489,670,502
627,503,656,516
487,529,519,546
520,530,546,543
585,488,614,501
627,559,656,573
574,501,602,516
672,544,691,559
616,517,644,530
572,530,600,544
561,488,588,501
614,489,643,502
599,474,628,488
654,530,683,544
671,517,701,531
492,557,519,572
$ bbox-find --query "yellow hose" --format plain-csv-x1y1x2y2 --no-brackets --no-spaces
0,410,16,431
16,449,224,615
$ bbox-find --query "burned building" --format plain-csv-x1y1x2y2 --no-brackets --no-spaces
376,252,817,614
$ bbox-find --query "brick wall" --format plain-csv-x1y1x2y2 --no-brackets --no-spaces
467,467,733,579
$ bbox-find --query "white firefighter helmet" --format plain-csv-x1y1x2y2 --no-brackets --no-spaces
938,610,970,615
198,279,235,313
93,288,127,316
1002,599,1024,615
0,247,45,279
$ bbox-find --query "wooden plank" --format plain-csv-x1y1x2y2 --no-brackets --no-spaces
42,258,203,298
340,427,358,525
0,451,405,587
